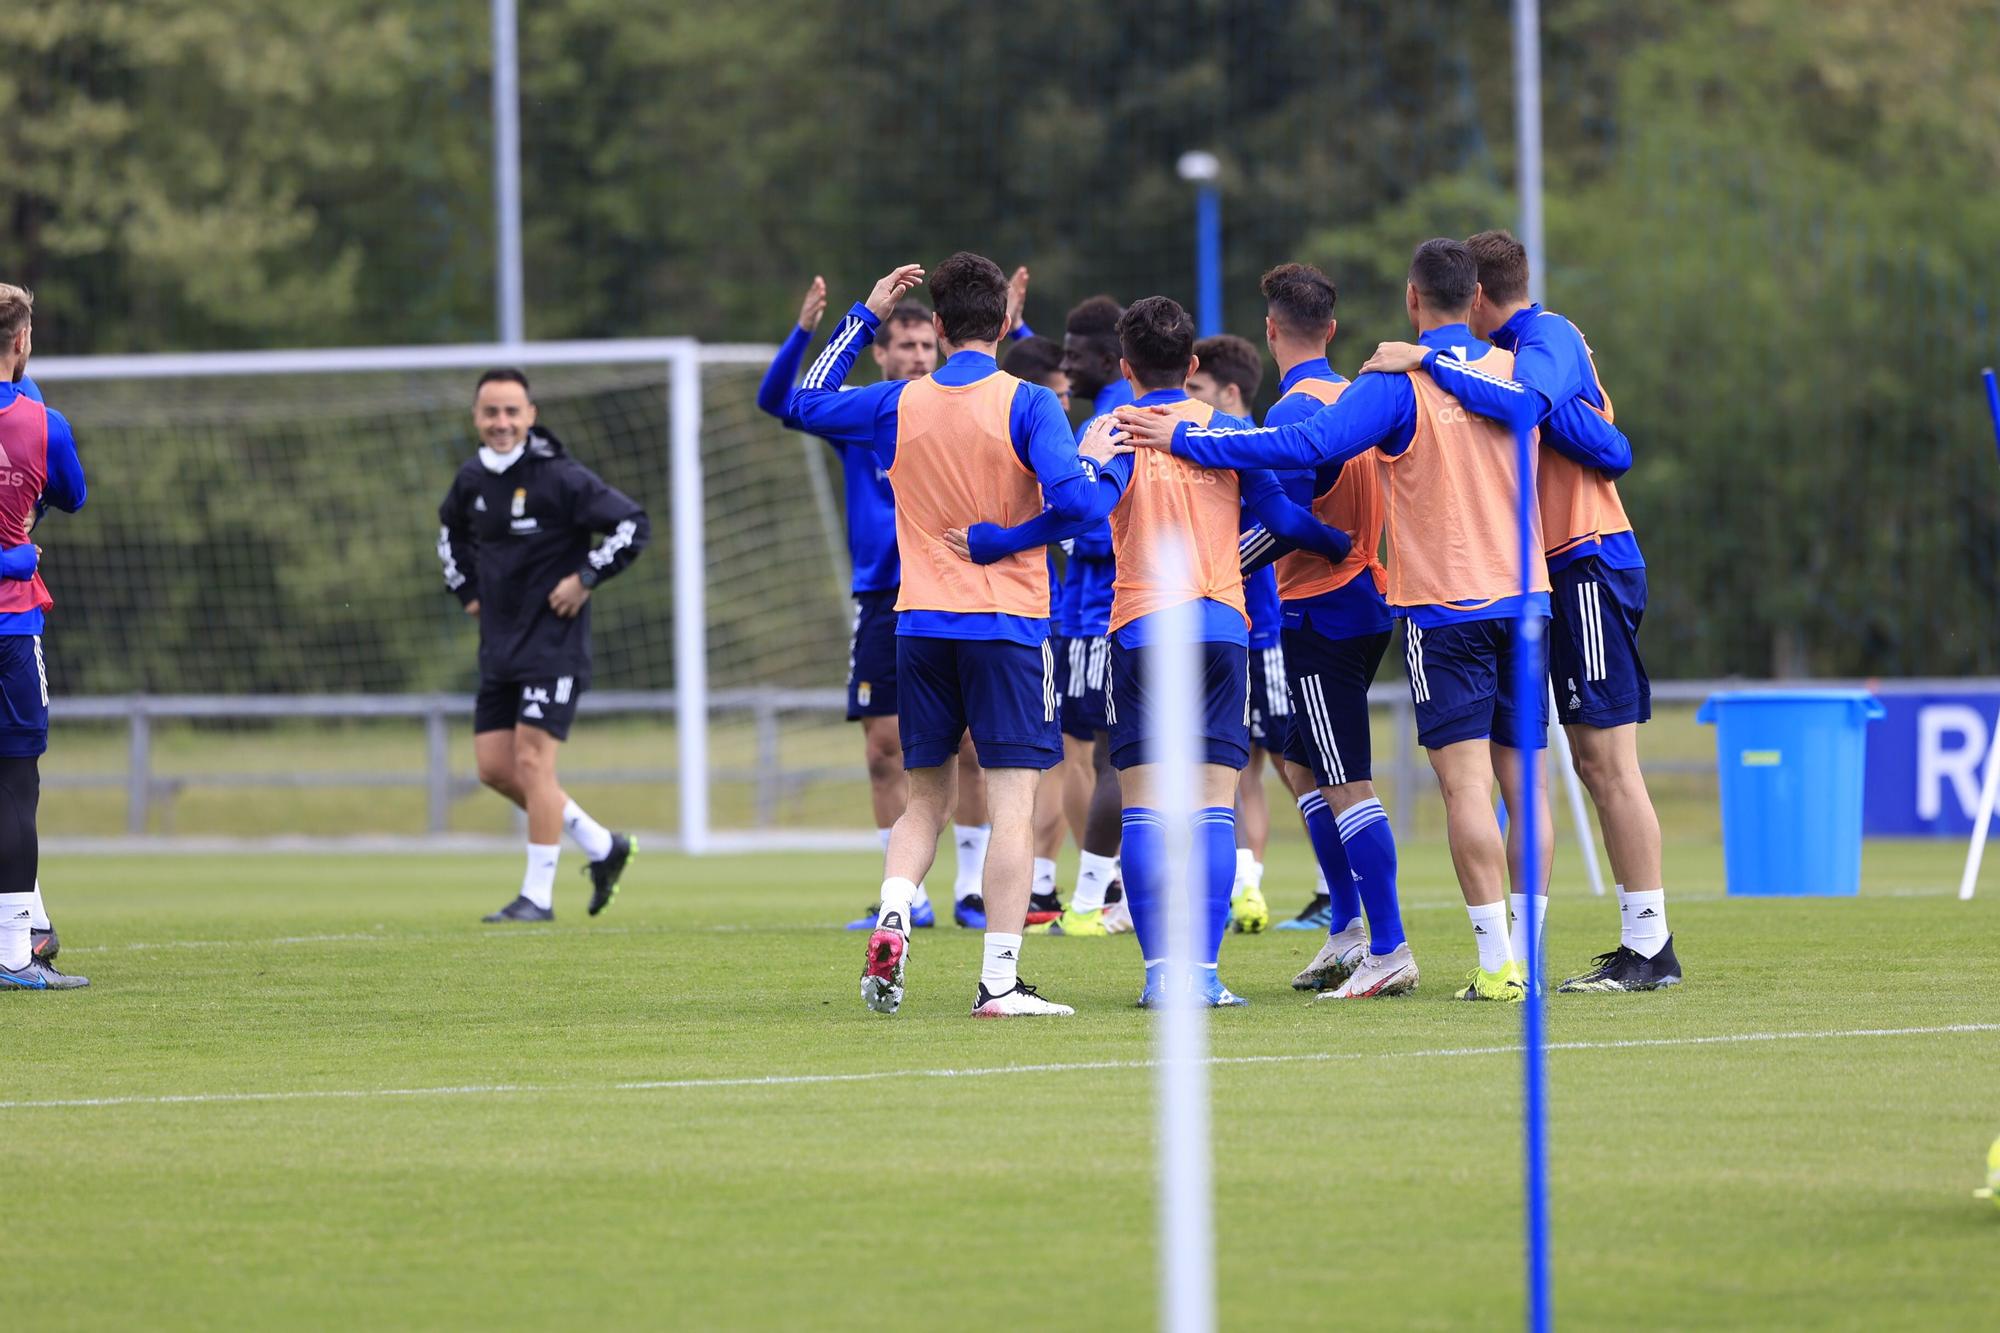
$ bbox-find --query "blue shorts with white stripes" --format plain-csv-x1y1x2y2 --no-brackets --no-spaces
0,634,51,758
1107,638,1250,772
1548,558,1651,728
1247,642,1290,749
1059,634,1111,741
1280,626,1390,787
1402,616,1549,751
896,634,1063,771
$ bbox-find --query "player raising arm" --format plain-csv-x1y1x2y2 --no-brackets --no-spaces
787,255,1127,1018
1117,239,1552,1002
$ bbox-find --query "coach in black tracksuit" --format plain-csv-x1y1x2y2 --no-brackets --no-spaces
436,368,650,923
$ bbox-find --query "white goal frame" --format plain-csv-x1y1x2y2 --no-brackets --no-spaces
34,337,779,855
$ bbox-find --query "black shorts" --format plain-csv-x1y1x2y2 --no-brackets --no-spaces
1247,641,1290,750
1281,627,1390,787
475,673,583,741
847,589,900,721
1548,559,1652,728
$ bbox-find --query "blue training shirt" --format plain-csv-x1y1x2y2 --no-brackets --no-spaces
785,303,1122,647
0,377,88,637
756,324,901,594
1425,304,1644,574
1170,325,1550,628
1058,377,1132,639
1262,359,1395,643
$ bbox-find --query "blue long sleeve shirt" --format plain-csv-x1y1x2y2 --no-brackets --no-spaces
1261,360,1395,643
757,323,901,594
1422,304,1643,572
1170,326,1548,627
787,304,1122,645
1058,378,1132,639
0,377,87,636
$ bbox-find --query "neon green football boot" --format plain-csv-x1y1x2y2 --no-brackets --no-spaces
1229,882,1270,935
1455,960,1527,1002
1031,907,1111,937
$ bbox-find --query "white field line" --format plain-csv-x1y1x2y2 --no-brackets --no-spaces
52,884,1972,958
2,1024,1991,1114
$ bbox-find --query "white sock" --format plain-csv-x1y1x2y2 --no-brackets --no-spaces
1314,866,1329,896
953,824,990,901
1620,887,1669,958
877,876,918,930
0,893,30,970
520,843,561,910
1509,892,1548,969
1235,849,1264,889
981,931,1022,994
1073,850,1118,914
562,799,614,862
1033,857,1058,898
29,878,50,931
1468,901,1513,973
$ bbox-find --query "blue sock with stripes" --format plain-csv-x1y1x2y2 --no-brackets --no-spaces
1121,808,1167,966
1195,806,1237,966
1336,797,1405,954
1297,791,1363,931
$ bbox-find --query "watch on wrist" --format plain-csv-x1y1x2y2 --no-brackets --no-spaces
577,568,600,590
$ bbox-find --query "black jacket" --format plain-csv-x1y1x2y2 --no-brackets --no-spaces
437,427,649,682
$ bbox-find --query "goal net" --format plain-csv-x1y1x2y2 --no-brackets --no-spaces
31,340,871,851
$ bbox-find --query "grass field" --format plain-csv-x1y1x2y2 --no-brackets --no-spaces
17,836,1998,1330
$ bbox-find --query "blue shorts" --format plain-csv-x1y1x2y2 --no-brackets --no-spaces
1548,559,1652,728
0,634,50,758
896,634,1062,771
1247,643,1290,750
1059,634,1110,741
847,590,900,721
1281,627,1390,787
1107,638,1250,772
1403,617,1550,751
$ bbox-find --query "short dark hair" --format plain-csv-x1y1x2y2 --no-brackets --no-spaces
928,252,1008,344
1065,295,1124,357
1117,296,1196,391
1408,238,1479,313
476,367,531,398
874,299,933,348
1259,263,1337,340
1001,334,1064,387
1193,335,1263,401
1466,229,1530,306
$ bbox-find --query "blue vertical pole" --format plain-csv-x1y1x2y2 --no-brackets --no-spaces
1982,368,2000,467
1195,184,1222,338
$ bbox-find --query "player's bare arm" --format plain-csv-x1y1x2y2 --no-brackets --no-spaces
797,275,828,333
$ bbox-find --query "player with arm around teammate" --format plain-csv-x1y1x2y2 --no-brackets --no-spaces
437,370,648,923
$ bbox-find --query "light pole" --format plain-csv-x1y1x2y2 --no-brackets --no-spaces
1177,151,1222,338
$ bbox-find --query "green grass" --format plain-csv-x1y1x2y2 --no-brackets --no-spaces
18,837,1998,1330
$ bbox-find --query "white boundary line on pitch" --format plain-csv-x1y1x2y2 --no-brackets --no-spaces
51,885,1970,956
3,1023,1991,1113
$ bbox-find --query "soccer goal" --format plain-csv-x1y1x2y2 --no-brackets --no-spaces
32,338,876,854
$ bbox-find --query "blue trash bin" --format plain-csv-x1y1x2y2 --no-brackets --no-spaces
1695,690,1885,896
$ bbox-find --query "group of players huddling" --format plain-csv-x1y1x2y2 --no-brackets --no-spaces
762,235,1681,1017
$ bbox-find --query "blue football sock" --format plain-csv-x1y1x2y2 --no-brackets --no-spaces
1195,806,1236,966
1336,797,1405,954
1121,808,1167,966
1298,791,1362,930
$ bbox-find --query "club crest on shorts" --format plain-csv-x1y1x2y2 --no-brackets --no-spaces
857,681,872,706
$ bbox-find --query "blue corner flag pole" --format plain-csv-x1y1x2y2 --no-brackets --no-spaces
1515,417,1552,1333
1983,368,2000,468
1194,184,1222,339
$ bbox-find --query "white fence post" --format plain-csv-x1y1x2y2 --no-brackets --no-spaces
671,346,711,853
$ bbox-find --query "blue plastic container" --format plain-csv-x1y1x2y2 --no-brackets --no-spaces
1695,690,1885,896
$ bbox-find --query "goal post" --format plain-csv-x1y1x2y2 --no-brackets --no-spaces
29,336,873,854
